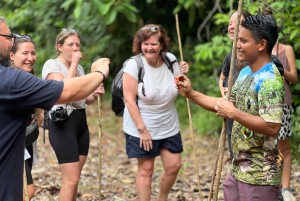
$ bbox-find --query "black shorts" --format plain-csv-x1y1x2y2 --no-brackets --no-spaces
25,144,33,185
125,132,183,158
49,109,89,164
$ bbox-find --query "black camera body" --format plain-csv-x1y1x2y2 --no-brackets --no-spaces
50,106,68,121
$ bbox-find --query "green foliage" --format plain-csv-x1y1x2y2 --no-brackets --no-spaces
1,0,300,161
291,109,300,163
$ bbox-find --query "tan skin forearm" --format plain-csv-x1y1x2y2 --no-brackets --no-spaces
85,94,97,105
189,90,280,136
185,90,222,112
123,73,146,130
57,72,105,104
283,45,298,84
219,73,226,98
177,74,281,137
230,107,281,137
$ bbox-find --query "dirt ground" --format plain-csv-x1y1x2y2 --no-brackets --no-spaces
31,102,300,201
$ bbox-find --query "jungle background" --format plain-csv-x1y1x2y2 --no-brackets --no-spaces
1,0,300,200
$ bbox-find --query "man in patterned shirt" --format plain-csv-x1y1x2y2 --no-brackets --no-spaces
176,15,284,201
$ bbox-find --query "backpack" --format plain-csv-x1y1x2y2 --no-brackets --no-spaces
111,52,176,116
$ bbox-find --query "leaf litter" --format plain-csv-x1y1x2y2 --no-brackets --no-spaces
31,102,300,201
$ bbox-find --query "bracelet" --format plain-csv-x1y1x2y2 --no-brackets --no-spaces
94,70,106,81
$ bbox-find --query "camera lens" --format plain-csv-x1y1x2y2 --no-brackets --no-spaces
54,112,62,118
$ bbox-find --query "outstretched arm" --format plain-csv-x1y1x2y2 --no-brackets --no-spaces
176,74,222,112
56,58,110,104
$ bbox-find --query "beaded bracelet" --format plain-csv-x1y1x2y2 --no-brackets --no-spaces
94,70,106,81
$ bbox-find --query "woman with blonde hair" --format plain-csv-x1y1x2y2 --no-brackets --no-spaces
42,29,104,201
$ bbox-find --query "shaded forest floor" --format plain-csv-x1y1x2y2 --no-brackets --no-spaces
31,102,300,201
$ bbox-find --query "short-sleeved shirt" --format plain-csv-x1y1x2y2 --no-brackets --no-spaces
122,53,181,140
42,59,87,111
230,62,285,185
0,65,63,201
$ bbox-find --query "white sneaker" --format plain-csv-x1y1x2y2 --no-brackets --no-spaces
282,190,296,201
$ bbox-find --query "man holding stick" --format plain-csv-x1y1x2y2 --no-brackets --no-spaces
176,15,284,201
0,16,110,201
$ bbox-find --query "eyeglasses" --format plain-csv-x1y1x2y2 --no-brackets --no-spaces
13,33,32,39
62,28,77,33
141,26,160,32
0,33,15,41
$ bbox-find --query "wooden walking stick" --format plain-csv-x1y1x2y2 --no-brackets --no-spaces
175,14,203,201
208,0,244,200
97,95,103,200
23,161,29,201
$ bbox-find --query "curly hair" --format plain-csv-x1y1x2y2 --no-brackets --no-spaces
241,15,278,54
132,24,169,55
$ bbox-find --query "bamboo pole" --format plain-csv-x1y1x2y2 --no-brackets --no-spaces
23,161,29,201
97,96,103,200
175,14,203,201
208,0,244,200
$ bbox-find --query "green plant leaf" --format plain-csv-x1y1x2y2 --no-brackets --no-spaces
121,8,137,23
60,0,74,10
105,9,117,25
173,5,182,15
290,29,299,40
101,1,114,16
74,0,83,19
183,0,194,10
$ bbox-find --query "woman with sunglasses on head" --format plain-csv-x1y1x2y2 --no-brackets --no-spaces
122,24,189,201
10,35,44,201
42,29,104,201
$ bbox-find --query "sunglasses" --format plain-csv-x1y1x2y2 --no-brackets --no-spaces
13,33,33,39
62,28,77,32
0,33,15,41
141,26,160,32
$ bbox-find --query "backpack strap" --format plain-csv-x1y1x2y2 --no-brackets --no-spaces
129,53,176,97
161,52,176,74
131,55,146,96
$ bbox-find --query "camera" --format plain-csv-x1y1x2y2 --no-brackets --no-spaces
50,106,68,121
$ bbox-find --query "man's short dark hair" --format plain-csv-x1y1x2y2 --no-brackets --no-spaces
241,15,278,54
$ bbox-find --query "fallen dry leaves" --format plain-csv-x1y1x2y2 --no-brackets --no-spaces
31,102,300,201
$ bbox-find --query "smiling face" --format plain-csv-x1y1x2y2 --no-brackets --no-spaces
236,27,261,64
228,13,246,41
57,35,80,63
141,35,162,60
10,42,36,73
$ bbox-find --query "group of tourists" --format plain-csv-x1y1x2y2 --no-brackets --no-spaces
0,5,297,201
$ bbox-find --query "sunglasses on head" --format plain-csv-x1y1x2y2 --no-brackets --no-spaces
62,28,77,33
141,26,160,32
13,33,32,39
